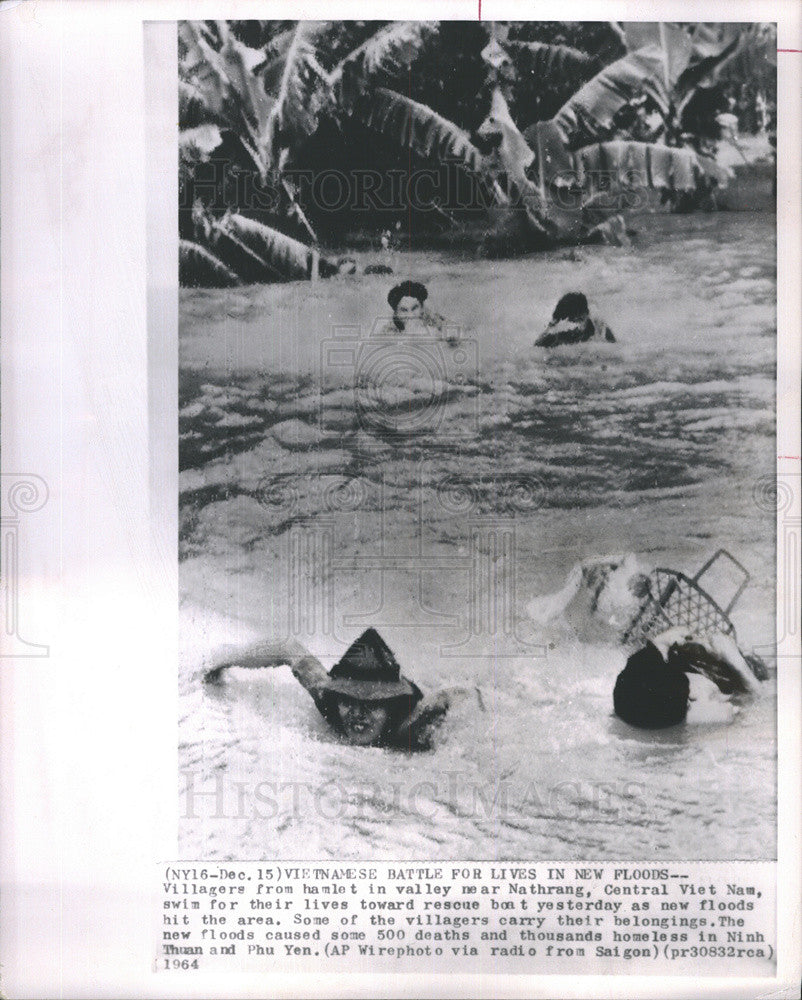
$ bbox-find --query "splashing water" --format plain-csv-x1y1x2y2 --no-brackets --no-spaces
179,213,776,861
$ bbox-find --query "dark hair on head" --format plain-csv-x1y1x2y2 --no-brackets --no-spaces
552,292,589,322
388,281,428,310
613,642,690,728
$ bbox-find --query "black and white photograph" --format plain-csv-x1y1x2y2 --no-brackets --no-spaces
176,18,780,862
1,1,800,996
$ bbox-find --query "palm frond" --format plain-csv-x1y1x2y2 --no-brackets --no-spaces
621,23,693,88
259,26,322,91
330,20,439,90
607,21,627,45
524,119,575,190
179,124,223,163
685,23,741,61
475,87,536,196
180,20,330,180
571,140,715,194
180,20,276,174
260,22,331,169
179,78,217,129
675,28,743,108
179,21,231,118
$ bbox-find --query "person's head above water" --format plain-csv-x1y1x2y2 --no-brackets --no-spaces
536,291,614,347
319,628,422,746
613,641,691,729
387,281,428,327
551,292,590,323
332,697,396,746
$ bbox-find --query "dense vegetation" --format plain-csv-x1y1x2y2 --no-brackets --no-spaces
178,20,776,286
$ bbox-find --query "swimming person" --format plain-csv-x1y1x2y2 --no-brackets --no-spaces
535,292,615,346
527,551,769,678
527,550,769,721
613,626,763,728
205,628,452,751
385,281,447,334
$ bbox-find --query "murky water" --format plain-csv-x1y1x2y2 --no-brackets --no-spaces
178,212,776,861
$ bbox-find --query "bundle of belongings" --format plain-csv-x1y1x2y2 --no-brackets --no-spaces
527,549,768,729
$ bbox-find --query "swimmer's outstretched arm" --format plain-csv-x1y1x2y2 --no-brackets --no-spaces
204,638,329,695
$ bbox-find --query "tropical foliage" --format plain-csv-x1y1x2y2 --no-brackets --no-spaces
179,20,776,285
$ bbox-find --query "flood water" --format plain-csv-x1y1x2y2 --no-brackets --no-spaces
178,211,776,861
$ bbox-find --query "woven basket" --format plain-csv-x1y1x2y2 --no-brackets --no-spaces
622,549,750,647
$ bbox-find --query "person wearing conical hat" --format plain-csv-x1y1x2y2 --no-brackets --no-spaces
311,628,425,746
205,628,451,750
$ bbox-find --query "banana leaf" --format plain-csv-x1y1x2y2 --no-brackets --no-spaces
179,78,216,129
179,21,276,176
179,124,223,163
216,22,275,135
552,44,670,141
257,28,296,88
213,213,332,282
505,38,599,77
480,37,514,73
330,20,440,106
621,23,693,88
179,21,231,118
475,87,536,197
180,20,329,179
523,120,574,190
675,28,743,109
571,140,706,194
179,239,241,287
364,87,486,177
259,22,330,170
685,23,742,61
719,23,776,78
